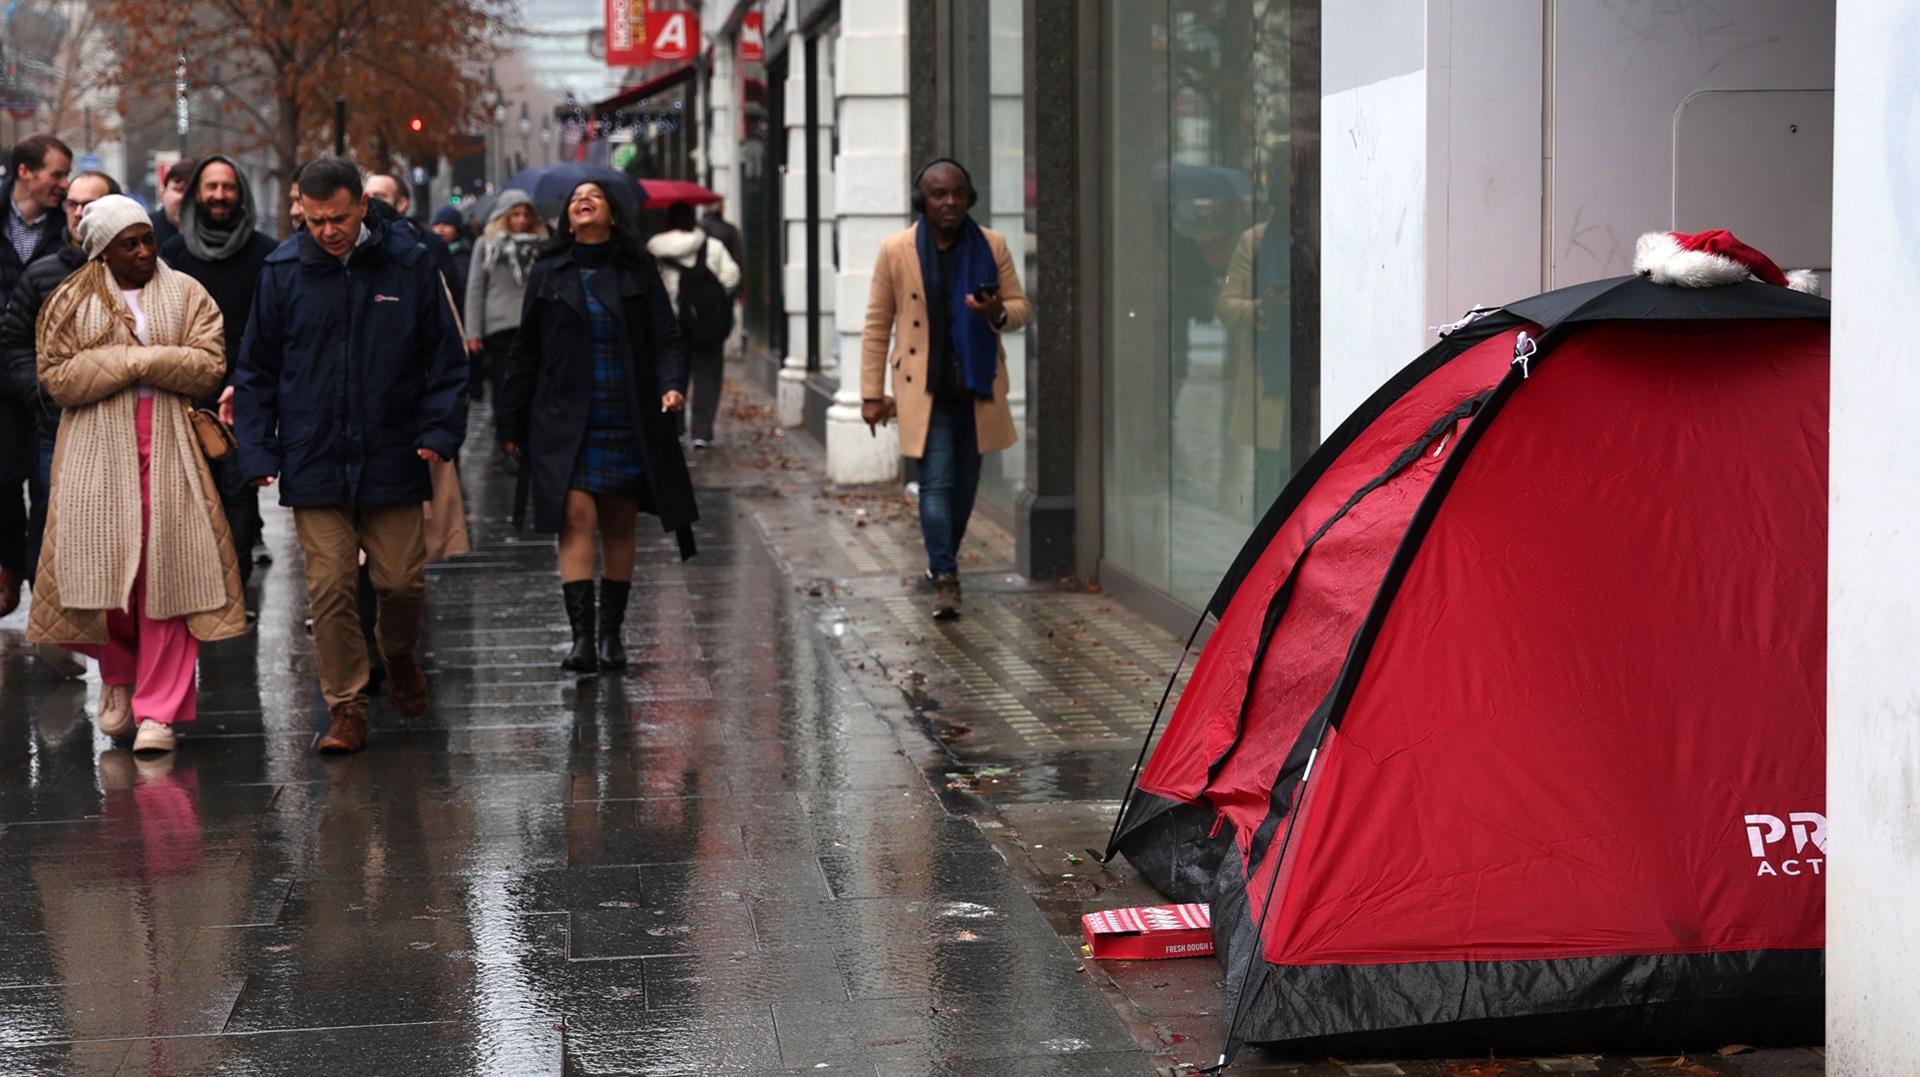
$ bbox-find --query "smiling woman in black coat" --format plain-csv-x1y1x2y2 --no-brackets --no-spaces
497,181,698,675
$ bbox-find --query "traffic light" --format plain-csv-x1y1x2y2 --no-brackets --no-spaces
409,117,424,132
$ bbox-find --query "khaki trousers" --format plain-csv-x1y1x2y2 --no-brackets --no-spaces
294,503,426,709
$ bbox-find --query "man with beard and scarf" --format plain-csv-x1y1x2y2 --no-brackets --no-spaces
160,155,278,588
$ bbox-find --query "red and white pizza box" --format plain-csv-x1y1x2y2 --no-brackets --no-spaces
1081,902,1213,960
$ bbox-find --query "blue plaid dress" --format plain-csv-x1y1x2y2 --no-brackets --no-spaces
568,269,646,496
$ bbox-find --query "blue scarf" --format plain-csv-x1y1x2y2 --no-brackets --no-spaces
915,216,1000,398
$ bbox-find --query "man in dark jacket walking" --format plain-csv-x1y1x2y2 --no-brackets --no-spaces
161,154,279,588
234,157,468,754
0,133,71,618
1,169,116,585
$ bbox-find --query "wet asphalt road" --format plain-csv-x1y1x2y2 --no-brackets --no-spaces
0,399,1143,1076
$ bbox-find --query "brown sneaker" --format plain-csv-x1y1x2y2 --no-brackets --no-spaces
932,572,961,620
383,651,429,717
317,703,369,754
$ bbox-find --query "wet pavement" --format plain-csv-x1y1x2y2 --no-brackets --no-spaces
0,369,1825,1076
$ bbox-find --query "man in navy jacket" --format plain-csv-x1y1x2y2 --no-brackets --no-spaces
234,157,467,753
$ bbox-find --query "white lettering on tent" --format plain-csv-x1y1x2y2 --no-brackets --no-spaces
1790,812,1827,854
1744,814,1786,857
1743,812,1826,878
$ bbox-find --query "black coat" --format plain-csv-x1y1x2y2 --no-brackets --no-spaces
0,176,67,310
0,245,87,442
497,249,697,555
161,229,279,398
234,213,468,507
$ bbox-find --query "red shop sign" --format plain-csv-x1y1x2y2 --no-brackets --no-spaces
740,12,765,63
606,0,650,67
649,10,700,62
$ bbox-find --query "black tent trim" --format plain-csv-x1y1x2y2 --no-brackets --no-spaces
1210,849,1824,1057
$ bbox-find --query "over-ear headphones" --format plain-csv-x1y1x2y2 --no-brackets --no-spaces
910,157,978,215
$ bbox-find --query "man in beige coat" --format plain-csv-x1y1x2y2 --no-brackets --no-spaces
860,159,1029,619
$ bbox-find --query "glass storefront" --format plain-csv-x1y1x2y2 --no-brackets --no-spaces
1104,0,1310,609
947,0,1033,511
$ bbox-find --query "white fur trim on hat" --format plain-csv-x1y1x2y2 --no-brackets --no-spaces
76,194,153,260
1784,269,1822,296
1632,231,1749,288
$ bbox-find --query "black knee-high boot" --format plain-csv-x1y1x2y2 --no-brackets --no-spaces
597,579,631,671
562,580,597,673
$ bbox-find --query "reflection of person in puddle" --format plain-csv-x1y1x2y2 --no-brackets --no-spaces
1215,212,1290,503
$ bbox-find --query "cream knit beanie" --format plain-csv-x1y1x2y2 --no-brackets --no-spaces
77,194,152,259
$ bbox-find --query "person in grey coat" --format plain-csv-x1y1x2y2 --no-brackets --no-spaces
463,188,548,403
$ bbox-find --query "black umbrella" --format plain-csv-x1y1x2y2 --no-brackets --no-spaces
499,163,642,218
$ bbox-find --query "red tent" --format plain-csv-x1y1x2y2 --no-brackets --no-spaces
1108,272,1828,1059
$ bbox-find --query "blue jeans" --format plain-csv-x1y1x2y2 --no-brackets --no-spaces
918,396,981,577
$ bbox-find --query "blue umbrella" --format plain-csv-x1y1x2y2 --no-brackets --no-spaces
1153,162,1254,203
499,163,642,217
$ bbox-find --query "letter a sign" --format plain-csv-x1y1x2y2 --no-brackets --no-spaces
650,10,699,62
606,0,650,67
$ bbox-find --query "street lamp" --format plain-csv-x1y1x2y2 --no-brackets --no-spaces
540,114,553,166
481,66,504,190
519,102,531,174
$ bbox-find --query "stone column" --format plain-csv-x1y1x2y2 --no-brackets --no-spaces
824,0,906,484
775,44,812,428
1829,4,1920,1069
1015,0,1082,580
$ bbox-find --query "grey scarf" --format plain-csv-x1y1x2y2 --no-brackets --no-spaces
177,155,260,262
482,231,544,285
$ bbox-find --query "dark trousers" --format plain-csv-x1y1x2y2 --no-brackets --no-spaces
0,401,30,576
917,395,982,578
25,435,54,581
210,451,263,587
477,330,515,403
686,342,725,442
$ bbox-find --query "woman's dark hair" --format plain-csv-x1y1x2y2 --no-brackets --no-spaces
663,201,697,231
296,156,364,202
540,180,644,265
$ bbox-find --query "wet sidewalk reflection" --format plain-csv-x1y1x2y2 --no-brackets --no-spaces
0,407,1142,1076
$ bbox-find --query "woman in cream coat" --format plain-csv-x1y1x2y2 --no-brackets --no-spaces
29,194,244,754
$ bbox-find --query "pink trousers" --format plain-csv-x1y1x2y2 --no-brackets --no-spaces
69,397,200,725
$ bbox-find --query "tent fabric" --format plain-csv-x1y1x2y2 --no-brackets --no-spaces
1111,276,1828,1056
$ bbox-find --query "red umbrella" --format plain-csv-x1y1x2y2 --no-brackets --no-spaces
637,179,722,209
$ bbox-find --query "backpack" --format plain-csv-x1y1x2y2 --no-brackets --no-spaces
675,239,734,347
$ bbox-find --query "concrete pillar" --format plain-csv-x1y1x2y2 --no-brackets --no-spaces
1828,3,1920,1068
776,45,812,428
824,0,906,484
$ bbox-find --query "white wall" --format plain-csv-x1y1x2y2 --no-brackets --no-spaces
1323,0,1835,437
1547,2,1834,285
1828,3,1920,1068
1320,0,1429,437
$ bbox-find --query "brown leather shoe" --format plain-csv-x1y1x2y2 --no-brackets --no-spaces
0,568,20,618
383,651,429,717
317,703,369,754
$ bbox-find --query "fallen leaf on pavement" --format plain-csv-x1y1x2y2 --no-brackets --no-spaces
1716,1045,1754,1056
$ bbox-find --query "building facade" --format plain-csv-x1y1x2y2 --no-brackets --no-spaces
695,0,1833,629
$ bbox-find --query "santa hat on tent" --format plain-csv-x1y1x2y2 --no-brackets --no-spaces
1633,228,1822,295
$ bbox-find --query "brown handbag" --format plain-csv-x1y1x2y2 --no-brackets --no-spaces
186,402,236,460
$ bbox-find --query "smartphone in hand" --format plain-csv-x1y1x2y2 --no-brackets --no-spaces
972,281,1000,303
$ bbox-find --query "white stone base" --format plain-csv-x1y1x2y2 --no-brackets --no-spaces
775,365,808,428
825,398,900,485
